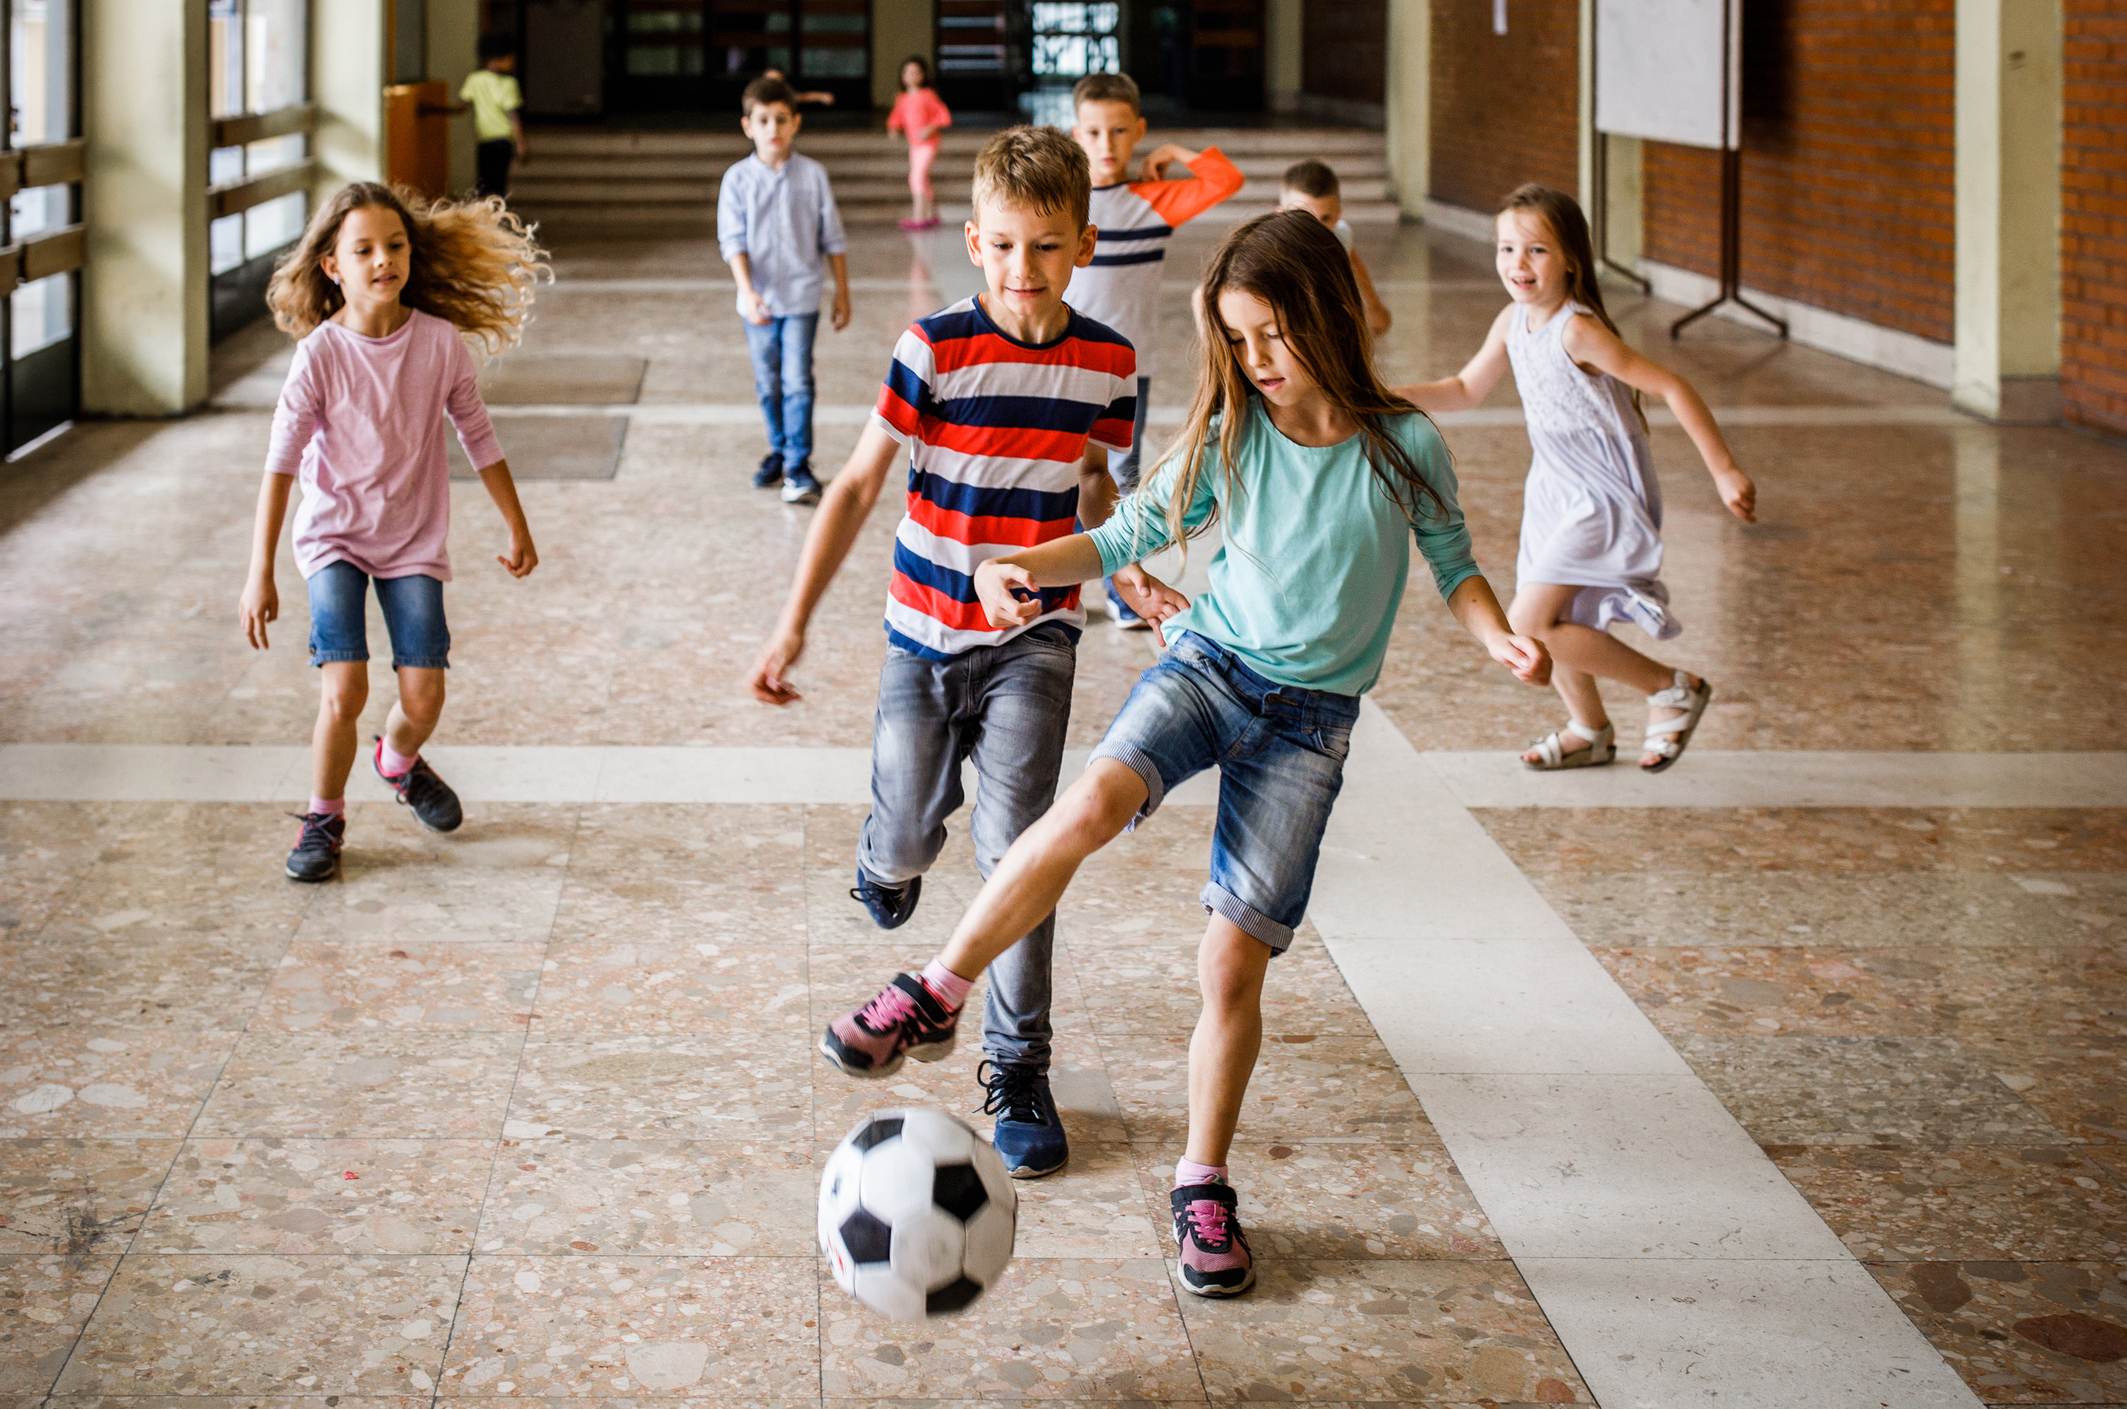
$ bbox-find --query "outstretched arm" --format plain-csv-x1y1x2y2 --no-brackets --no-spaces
1561,313,1756,522
747,423,903,704
1396,304,1512,413
1349,246,1392,338
1445,574,1550,686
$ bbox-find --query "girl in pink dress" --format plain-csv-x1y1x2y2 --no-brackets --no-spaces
239,183,548,882
886,57,952,230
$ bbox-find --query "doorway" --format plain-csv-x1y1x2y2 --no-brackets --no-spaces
604,0,873,116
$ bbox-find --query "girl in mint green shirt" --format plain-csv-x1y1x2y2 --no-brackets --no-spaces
817,211,1550,1299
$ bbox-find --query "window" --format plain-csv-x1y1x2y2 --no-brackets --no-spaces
1031,2,1119,79
5,0,81,453
207,0,307,339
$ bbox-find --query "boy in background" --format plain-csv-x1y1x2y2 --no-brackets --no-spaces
747,127,1139,1181
460,35,527,199
717,76,852,504
1064,71,1242,627
1279,159,1392,338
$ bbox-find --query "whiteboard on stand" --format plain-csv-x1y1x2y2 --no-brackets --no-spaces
1594,0,1742,150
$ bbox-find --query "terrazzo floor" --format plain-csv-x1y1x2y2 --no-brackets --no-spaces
1,209,2123,1406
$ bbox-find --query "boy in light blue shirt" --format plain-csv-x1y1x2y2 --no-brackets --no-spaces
717,75,851,504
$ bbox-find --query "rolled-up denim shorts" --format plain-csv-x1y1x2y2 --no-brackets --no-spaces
1089,630,1360,952
306,560,450,669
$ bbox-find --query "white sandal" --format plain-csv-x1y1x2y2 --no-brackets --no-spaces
1642,671,1712,773
1523,719,1616,771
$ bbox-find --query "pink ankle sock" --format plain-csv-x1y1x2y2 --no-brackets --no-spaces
308,795,345,817
378,741,418,776
918,959,974,1010
1175,1158,1228,1189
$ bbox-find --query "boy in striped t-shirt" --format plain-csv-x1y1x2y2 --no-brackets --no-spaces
747,127,1139,1181
1063,70,1243,624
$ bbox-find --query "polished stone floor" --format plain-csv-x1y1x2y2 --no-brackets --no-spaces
0,213,2123,1407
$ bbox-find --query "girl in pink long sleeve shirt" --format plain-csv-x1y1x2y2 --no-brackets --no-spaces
887,57,952,229
239,181,548,882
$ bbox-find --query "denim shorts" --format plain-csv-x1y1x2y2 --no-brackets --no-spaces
306,560,450,669
1089,631,1360,952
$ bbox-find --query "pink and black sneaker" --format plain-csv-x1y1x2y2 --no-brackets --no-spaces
1172,1180,1255,1297
820,972,959,1078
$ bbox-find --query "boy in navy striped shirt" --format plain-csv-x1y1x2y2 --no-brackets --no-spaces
746,127,1138,1180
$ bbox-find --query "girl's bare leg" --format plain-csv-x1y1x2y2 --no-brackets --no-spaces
1184,916,1274,1168
311,662,368,800
386,665,447,757
1510,581,1698,766
937,758,1147,981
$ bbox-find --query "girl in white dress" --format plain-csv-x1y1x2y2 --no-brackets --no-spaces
1402,184,1756,772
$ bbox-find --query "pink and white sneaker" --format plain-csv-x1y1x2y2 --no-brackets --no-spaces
819,972,959,1078
1172,1181,1255,1296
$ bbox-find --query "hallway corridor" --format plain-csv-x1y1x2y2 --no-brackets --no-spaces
3,217,2125,1407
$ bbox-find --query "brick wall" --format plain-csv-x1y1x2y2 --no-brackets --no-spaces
1641,0,1956,344
1428,0,1579,213
2063,0,2127,436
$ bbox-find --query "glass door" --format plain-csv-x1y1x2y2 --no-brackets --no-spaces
609,0,871,115
6,0,82,455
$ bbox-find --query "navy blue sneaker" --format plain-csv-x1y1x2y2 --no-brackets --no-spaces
753,452,784,489
780,462,822,504
850,865,921,930
978,1060,1069,1179
1105,580,1151,630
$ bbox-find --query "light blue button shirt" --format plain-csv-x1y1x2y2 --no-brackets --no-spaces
715,152,848,318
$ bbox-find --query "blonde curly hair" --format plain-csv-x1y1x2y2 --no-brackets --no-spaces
266,182,550,353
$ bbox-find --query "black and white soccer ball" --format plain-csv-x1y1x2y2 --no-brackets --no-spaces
818,1107,1017,1321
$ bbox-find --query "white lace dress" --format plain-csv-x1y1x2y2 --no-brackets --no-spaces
1506,300,1680,640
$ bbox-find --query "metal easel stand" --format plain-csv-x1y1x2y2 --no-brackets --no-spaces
1670,146,1788,341
1591,130,1651,295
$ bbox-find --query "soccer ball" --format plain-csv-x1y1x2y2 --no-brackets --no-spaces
818,1107,1017,1321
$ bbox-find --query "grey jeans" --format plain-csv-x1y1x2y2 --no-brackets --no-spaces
856,623,1077,1071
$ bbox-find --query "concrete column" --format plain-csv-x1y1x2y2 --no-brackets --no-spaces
1266,0,1303,113
873,0,934,109
1386,0,1429,216
1954,0,2063,422
429,0,480,196
81,0,209,417
1604,134,1644,272
1577,0,1594,206
315,0,388,197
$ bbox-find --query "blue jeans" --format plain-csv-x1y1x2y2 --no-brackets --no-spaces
1089,631,1359,952
742,312,819,465
305,561,449,669
1108,376,1153,494
857,624,1077,1071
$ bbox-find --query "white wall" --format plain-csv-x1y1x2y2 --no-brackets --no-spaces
315,0,388,195
430,0,481,195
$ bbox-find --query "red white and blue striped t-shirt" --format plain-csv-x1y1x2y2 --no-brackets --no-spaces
871,295,1138,660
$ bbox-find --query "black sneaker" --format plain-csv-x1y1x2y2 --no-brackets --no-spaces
285,810,345,882
753,452,784,489
978,1060,1069,1179
373,738,463,833
1173,1180,1255,1297
780,463,822,505
851,865,921,929
821,972,961,1077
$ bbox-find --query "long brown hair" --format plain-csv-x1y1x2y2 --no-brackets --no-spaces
266,182,549,353
1137,209,1447,565
1498,183,1646,426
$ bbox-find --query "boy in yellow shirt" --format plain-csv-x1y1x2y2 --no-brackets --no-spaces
459,35,527,198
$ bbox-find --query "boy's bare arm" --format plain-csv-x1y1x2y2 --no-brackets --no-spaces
828,252,851,331
1077,444,1117,529
1350,247,1392,337
746,424,902,704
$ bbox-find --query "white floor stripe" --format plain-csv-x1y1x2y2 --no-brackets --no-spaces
1309,703,1984,1409
1433,747,2127,809
482,400,1974,431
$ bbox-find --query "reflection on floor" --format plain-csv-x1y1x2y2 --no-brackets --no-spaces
1,216,2122,1406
